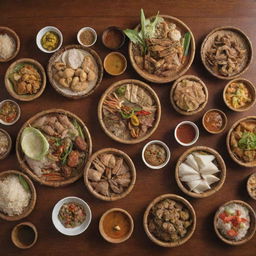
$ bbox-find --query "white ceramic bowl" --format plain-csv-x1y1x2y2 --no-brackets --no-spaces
36,26,63,53
0,99,21,125
52,196,92,236
142,140,171,170
77,27,97,47
174,121,199,146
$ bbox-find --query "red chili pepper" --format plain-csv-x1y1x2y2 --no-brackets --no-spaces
136,110,151,116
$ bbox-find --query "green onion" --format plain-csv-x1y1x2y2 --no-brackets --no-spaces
183,32,191,56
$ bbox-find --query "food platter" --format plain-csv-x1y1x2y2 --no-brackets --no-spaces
48,44,103,99
98,79,161,144
16,109,92,187
1,3,256,255
128,15,195,84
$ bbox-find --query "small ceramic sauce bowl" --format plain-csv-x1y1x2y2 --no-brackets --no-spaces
0,128,12,160
142,140,171,169
52,196,92,236
36,26,63,53
99,208,134,243
0,99,21,125
77,27,97,47
11,222,38,249
202,109,227,134
174,121,199,146
102,26,125,50
103,52,127,76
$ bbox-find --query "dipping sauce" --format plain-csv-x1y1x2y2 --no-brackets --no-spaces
79,29,96,46
41,31,59,51
176,123,196,144
144,143,167,166
58,202,86,228
0,130,10,157
17,225,35,247
104,52,127,75
102,210,132,240
0,101,19,124
102,27,125,49
204,110,224,133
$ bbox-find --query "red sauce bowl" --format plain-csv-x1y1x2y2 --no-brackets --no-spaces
174,121,199,146
102,26,125,50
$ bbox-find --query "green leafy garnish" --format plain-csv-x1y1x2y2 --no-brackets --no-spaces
61,141,73,165
72,120,84,139
238,132,256,150
120,110,134,119
18,175,30,193
115,86,126,97
123,9,162,55
183,32,191,56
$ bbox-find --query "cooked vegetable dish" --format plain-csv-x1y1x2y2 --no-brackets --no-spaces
225,81,252,109
144,143,167,166
9,63,42,95
102,83,157,140
0,130,9,156
41,31,60,51
148,198,193,242
58,202,86,228
0,101,18,123
247,173,256,199
230,119,256,163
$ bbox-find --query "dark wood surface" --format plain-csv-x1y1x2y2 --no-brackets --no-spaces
0,0,256,255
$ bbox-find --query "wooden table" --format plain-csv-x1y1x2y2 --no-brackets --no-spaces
0,0,255,255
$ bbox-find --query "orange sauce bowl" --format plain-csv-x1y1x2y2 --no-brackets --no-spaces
103,52,127,76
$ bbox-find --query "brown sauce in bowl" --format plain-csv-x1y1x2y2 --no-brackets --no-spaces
102,210,131,240
204,111,223,132
144,143,167,166
17,225,35,246
103,28,124,49
176,123,196,144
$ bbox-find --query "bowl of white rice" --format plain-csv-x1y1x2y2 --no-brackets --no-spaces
0,27,20,62
214,200,256,245
0,170,36,221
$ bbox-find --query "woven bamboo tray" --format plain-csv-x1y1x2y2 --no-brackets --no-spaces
226,116,256,167
16,109,92,187
175,146,226,198
170,75,208,115
0,27,20,62
98,79,161,144
143,194,196,247
47,44,103,99
4,58,46,101
201,26,253,80
84,148,136,201
214,200,256,245
128,15,195,84
0,170,37,221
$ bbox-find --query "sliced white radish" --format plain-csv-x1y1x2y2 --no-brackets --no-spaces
179,163,199,177
185,154,199,171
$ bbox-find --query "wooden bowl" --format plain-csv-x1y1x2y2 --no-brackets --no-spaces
128,15,195,84
16,109,92,187
0,27,20,62
170,75,208,115
202,109,227,134
98,79,161,144
0,170,37,221
0,128,12,160
223,78,256,112
4,58,46,101
226,116,256,167
99,208,134,243
143,194,196,247
175,146,226,198
84,148,136,201
247,172,256,200
214,200,256,245
201,26,253,80
11,222,38,249
47,44,103,99
102,27,126,50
